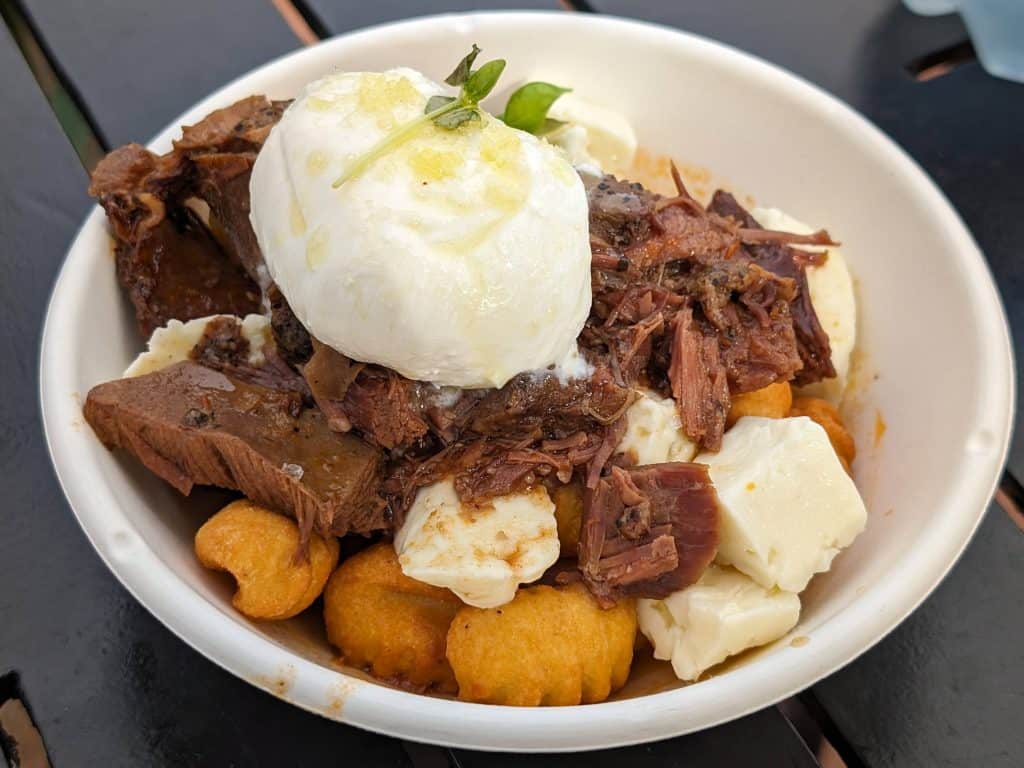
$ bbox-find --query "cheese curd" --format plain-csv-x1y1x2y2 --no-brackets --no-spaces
696,416,867,593
752,206,856,403
250,68,592,389
616,390,697,465
637,565,800,682
124,314,270,377
394,479,560,609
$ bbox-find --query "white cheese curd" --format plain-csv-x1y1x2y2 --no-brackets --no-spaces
394,478,560,609
124,314,270,377
696,416,867,593
546,91,637,175
616,390,697,465
250,68,592,389
752,206,856,404
637,565,800,682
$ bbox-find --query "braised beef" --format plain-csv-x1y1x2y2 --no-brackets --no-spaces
173,95,289,155
89,96,288,337
584,174,658,248
467,366,633,439
301,339,363,432
191,153,264,284
708,190,835,385
342,368,430,450
176,97,289,285
575,462,720,604
83,362,387,543
190,316,309,395
116,206,259,336
668,307,730,451
267,285,313,366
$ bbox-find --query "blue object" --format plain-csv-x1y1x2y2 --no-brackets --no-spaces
905,0,1024,82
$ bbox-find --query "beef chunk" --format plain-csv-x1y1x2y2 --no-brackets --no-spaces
191,153,264,284
576,463,720,603
190,316,309,395
668,307,730,451
115,207,259,336
191,315,251,368
175,97,288,285
89,97,288,338
267,285,313,367
173,95,289,155
708,190,835,385
83,362,387,542
584,174,657,248
301,339,364,432
342,369,430,450
468,367,633,439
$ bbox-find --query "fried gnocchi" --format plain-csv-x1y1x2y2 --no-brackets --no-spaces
790,397,856,470
726,381,793,428
323,542,462,693
195,499,339,620
446,583,636,706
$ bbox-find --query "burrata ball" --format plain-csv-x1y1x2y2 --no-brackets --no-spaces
249,68,592,388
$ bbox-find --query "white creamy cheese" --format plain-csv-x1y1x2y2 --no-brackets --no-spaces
394,478,560,608
696,416,867,593
123,314,270,377
637,565,800,682
616,390,697,465
546,91,637,175
751,206,856,403
250,68,592,389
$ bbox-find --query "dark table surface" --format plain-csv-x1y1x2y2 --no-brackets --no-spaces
0,1,1020,766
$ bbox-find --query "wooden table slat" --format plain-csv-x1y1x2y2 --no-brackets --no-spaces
302,0,561,39
813,506,1024,768
19,0,301,148
453,706,819,767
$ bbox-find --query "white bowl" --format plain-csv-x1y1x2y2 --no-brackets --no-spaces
40,11,1013,752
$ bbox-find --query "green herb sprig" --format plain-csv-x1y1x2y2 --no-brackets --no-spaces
333,46,570,189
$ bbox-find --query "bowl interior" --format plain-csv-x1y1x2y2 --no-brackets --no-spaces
40,12,1012,751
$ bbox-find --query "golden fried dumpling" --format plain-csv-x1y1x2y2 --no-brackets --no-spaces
323,542,462,693
195,499,339,620
446,582,636,705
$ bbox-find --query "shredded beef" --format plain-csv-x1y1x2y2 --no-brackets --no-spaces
668,307,730,451
83,362,387,544
708,190,835,385
584,174,658,248
467,366,633,439
574,463,720,604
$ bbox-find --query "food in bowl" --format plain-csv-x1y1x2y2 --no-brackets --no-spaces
81,47,866,705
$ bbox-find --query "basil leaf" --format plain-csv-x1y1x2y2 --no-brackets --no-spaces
502,82,571,134
463,59,506,103
444,44,481,86
425,94,457,115
434,106,480,130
